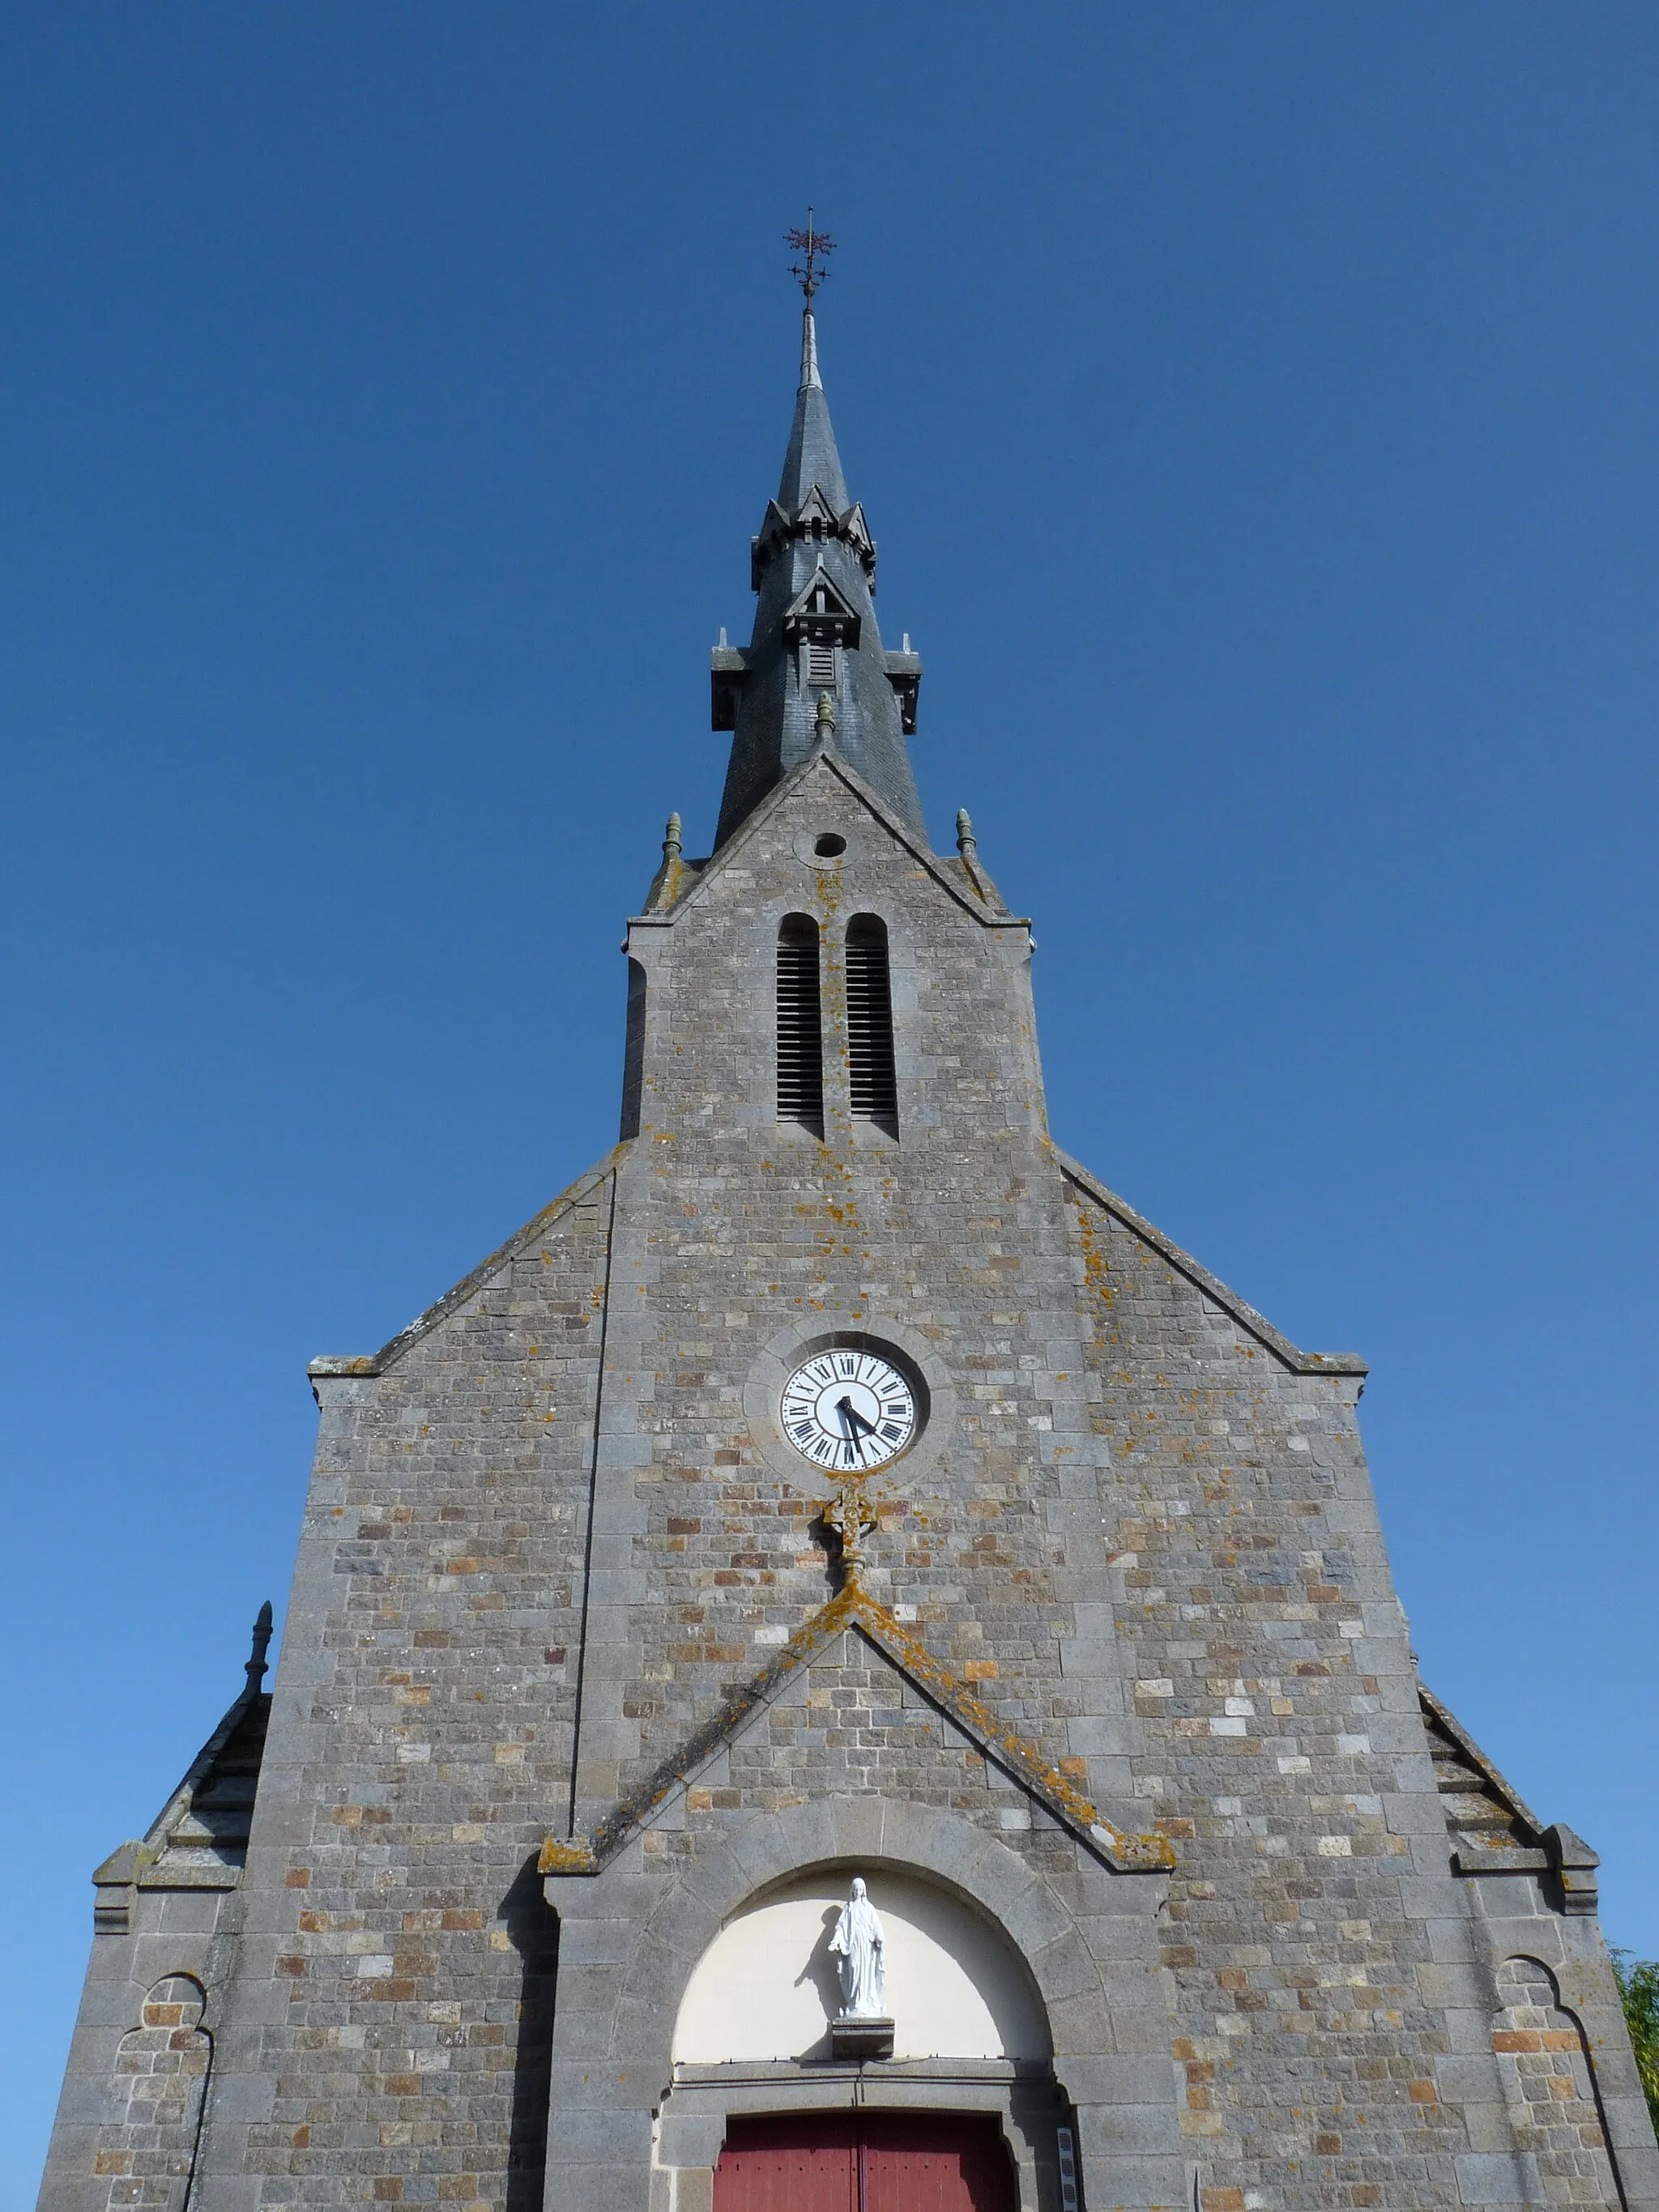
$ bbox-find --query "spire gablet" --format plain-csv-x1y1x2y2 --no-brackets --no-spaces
710,245,926,848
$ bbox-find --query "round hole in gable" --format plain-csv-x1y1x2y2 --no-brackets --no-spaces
813,833,847,859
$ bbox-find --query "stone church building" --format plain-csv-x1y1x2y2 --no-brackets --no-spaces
41,295,1657,2212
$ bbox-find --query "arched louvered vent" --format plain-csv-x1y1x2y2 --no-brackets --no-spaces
845,915,898,1136
776,915,824,1135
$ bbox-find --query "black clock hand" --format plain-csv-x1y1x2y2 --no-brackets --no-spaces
835,1396,877,1440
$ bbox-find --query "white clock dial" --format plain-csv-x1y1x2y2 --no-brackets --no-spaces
780,1348,919,1472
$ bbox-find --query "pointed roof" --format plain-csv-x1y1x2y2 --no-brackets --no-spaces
777,308,851,513
91,1606,275,1921
711,304,927,848
1419,1683,1546,1860
1417,1684,1600,1910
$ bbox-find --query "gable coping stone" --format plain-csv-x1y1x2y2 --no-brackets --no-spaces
1053,1144,1369,1378
629,746,1028,932
539,1578,1175,1879
305,1147,625,1381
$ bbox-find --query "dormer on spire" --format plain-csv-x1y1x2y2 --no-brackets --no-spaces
710,233,927,848
784,564,861,640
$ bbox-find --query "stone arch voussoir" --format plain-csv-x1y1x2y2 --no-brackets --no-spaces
609,1796,1099,2072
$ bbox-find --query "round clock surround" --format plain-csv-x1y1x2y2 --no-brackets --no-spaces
744,1319,949,1494
779,1345,919,1472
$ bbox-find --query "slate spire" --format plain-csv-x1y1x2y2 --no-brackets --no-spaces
710,302,925,848
777,306,849,513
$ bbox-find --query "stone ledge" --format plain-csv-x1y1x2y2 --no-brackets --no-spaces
830,2015,894,2060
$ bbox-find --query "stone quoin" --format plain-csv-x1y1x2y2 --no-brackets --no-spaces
39,275,1658,2212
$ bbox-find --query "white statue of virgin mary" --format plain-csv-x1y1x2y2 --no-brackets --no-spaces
828,1877,887,2018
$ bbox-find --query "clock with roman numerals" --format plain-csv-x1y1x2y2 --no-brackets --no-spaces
780,1347,919,1473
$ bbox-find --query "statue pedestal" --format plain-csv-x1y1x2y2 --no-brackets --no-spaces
830,2013,894,2060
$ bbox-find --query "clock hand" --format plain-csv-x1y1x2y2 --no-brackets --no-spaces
835,1396,878,1440
830,1399,858,1467
830,1398,862,1468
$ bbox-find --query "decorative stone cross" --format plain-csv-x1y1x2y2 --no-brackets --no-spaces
824,1477,880,1579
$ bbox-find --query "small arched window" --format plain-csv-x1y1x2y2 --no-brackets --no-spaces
845,915,898,1137
776,916,824,1136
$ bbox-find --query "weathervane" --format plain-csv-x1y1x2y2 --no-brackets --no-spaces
786,207,836,302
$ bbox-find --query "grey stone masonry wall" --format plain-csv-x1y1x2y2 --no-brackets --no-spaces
41,747,1657,2212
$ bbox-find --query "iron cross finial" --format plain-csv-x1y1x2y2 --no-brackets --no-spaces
786,207,836,303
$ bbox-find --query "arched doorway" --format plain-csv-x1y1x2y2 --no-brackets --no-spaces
650,1856,1078,2212
715,2112,1017,2212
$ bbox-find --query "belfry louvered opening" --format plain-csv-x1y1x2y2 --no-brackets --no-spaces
776,914,825,1135
845,914,898,1136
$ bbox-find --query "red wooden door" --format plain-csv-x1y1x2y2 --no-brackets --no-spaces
714,2113,1014,2212
864,2117,1011,2212
714,2116,858,2212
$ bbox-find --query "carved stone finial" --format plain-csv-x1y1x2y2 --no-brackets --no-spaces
824,1477,880,1584
246,1601,274,1694
663,812,682,861
954,807,1004,910
814,690,837,742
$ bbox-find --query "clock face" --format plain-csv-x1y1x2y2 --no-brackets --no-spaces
780,1348,919,1472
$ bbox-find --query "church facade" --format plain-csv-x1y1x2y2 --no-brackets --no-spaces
41,300,1657,2212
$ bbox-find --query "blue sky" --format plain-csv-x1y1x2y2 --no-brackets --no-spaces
3,5,1657,2199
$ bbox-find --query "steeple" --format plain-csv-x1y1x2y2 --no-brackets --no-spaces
710,280,926,849
776,306,849,513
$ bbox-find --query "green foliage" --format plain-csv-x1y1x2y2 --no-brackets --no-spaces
1611,1950,1659,2138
